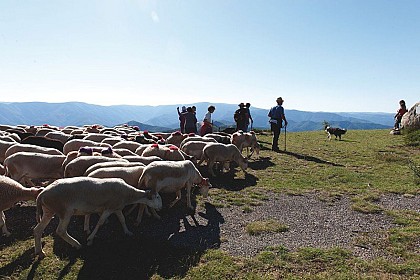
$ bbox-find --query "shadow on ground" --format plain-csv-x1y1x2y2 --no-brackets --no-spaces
1,197,224,279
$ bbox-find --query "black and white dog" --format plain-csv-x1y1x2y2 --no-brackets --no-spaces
325,125,347,140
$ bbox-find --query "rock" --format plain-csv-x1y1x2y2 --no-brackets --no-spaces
401,102,420,130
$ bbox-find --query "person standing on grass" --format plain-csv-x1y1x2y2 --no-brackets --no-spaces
184,107,198,134
245,102,253,132
268,97,288,151
200,105,215,136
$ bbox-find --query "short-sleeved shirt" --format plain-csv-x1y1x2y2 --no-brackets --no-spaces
204,112,212,123
268,105,284,120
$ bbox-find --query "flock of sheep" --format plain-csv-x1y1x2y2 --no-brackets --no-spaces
0,124,260,258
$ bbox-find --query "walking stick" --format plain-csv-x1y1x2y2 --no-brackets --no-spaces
284,125,287,151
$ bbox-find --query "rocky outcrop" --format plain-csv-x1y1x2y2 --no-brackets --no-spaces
401,102,420,130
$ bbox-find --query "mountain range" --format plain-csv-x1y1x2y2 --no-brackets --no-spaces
0,102,394,132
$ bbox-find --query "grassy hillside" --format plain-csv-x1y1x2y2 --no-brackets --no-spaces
0,129,419,279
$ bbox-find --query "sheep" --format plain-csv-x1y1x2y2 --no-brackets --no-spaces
135,160,211,224
198,143,248,177
21,136,65,152
5,143,64,159
0,140,16,163
165,131,189,147
63,139,111,155
134,144,153,156
84,161,145,176
113,141,142,153
101,137,125,146
4,152,67,186
0,175,43,236
0,135,18,143
122,155,163,165
88,165,145,187
204,133,232,144
64,156,128,178
111,148,138,157
179,136,217,148
141,144,185,161
33,177,163,258
180,141,209,164
44,131,73,143
83,133,114,143
35,127,57,137
231,131,260,158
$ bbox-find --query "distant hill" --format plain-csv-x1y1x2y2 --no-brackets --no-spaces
0,102,393,132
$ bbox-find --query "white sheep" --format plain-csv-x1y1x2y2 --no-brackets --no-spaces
84,161,145,176
4,152,67,186
64,156,128,178
88,165,145,187
179,136,217,148
122,155,163,165
0,140,16,163
198,143,248,177
44,131,72,143
33,177,163,258
63,139,111,155
180,140,209,164
141,144,185,161
165,132,188,147
231,131,260,158
1,175,42,236
83,133,114,143
135,160,211,224
5,143,64,159
113,141,142,153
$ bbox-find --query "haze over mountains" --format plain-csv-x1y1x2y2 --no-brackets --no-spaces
0,102,393,132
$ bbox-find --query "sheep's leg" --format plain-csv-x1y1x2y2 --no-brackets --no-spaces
134,204,146,226
1,211,11,237
56,214,82,250
115,210,133,236
87,210,112,246
186,185,193,210
33,208,54,258
84,214,91,235
208,159,216,177
169,190,182,208
125,204,137,216
149,208,161,220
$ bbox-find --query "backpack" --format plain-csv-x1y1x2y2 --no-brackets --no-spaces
234,108,247,122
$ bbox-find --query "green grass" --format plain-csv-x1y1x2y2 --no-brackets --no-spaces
246,219,289,236
1,129,419,279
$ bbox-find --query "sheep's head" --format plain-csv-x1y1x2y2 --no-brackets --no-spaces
198,178,211,198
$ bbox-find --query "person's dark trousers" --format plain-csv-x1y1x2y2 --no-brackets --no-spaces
271,123,281,151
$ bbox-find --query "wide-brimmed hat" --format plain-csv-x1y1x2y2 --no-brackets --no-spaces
276,97,284,102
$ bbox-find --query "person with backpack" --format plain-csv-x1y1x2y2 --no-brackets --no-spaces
268,97,288,151
234,103,248,132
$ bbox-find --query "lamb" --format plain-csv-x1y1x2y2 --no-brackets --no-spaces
5,143,64,159
141,144,185,161
1,175,43,236
64,156,128,177
84,161,145,176
231,131,260,158
4,152,67,186
63,139,111,155
135,160,211,224
33,177,163,258
198,143,248,177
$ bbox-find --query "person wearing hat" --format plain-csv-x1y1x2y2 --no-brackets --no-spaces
234,103,249,132
268,97,288,151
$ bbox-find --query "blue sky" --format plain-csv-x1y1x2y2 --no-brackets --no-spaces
0,0,419,113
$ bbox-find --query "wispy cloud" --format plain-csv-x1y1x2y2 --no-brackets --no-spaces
151,11,159,23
